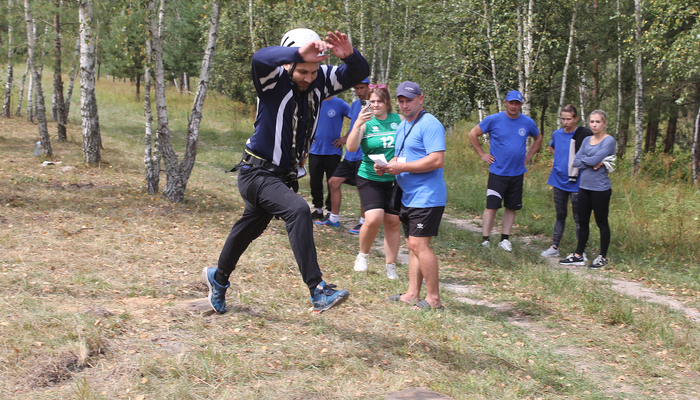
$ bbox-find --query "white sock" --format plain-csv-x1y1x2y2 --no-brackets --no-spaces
315,208,324,214
329,213,339,223
359,217,365,225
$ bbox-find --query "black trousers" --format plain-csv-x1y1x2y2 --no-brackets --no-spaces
217,167,323,293
308,154,341,210
575,188,612,257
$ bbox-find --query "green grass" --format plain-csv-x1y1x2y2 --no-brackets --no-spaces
2,72,700,398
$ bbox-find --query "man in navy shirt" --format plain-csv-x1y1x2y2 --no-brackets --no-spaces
202,29,369,314
468,90,542,251
309,96,350,220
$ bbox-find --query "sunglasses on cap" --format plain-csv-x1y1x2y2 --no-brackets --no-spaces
368,84,387,89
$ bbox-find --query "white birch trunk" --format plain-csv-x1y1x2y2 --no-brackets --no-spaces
152,0,175,199
359,0,365,53
54,0,66,141
144,0,159,194
64,36,80,118
79,0,101,164
615,0,622,139
345,0,352,43
27,70,34,122
693,105,700,183
632,0,643,174
382,0,395,84
15,59,28,116
400,6,409,81
516,4,525,95
3,0,13,118
24,0,51,156
521,0,534,116
370,20,377,82
557,7,577,129
483,0,502,112
248,0,254,53
477,99,485,122
576,48,587,126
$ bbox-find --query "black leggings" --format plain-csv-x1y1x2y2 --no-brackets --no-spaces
575,188,612,257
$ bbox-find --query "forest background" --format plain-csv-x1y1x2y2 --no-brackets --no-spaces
2,0,699,188
2,0,700,398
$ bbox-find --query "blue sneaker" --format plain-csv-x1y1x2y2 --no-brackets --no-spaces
348,224,362,235
314,218,340,228
310,281,350,313
202,267,230,314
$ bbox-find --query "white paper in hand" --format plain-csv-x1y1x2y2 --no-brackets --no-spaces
368,154,388,166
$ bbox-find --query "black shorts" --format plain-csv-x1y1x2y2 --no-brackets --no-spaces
356,176,398,215
486,173,524,210
399,206,444,237
331,160,361,186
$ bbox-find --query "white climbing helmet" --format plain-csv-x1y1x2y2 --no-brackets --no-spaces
280,28,325,56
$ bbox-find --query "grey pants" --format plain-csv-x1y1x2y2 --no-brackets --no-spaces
552,187,580,247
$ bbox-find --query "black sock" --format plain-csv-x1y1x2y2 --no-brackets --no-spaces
501,234,510,241
482,236,490,242
214,271,229,286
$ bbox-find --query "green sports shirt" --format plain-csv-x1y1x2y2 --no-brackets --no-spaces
358,113,401,182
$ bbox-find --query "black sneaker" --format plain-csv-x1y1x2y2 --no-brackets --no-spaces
588,255,608,269
310,210,324,221
559,253,585,266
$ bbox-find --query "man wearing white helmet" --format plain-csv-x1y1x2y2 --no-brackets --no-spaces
202,29,369,314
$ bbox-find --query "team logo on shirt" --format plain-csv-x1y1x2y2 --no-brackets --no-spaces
327,109,337,118
372,126,380,132
391,122,398,130
519,128,526,137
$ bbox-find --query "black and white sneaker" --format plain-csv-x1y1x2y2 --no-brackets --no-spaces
588,255,608,269
559,253,585,266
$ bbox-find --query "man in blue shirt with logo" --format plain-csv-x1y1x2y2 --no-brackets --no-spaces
468,90,542,251
378,81,446,311
309,96,350,220
318,78,370,233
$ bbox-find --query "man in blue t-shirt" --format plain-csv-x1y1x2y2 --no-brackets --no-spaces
378,81,446,311
309,96,350,219
317,78,369,232
468,90,542,251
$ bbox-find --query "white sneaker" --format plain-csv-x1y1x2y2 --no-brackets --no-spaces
540,245,560,257
582,252,588,261
481,240,490,248
385,263,399,280
354,253,369,272
498,239,512,252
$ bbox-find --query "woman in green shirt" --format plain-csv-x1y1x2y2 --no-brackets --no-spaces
346,87,404,279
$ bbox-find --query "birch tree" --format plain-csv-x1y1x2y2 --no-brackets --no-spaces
79,0,101,164
54,0,66,141
64,36,80,118
483,0,501,112
15,60,28,116
694,106,700,183
556,6,577,129
632,0,643,174
144,0,159,194
2,0,14,118
24,0,51,156
152,0,222,202
615,0,622,139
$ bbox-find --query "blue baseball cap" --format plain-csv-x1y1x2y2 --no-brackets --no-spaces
361,77,369,84
505,90,523,102
396,81,422,98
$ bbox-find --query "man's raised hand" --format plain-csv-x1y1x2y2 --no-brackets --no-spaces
325,31,354,60
298,40,330,63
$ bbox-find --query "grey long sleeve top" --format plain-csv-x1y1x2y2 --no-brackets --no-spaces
572,135,616,191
